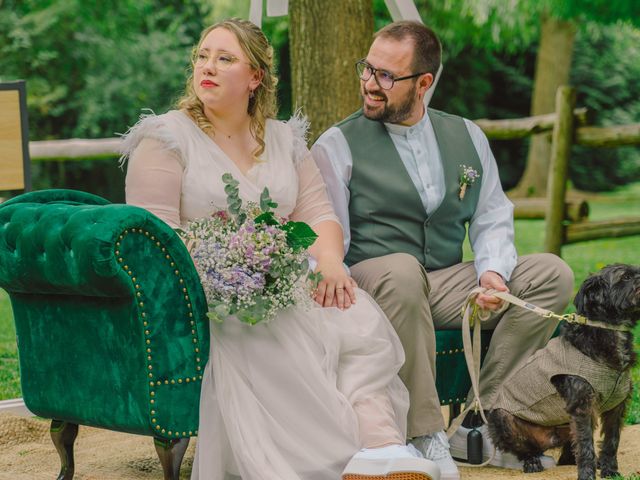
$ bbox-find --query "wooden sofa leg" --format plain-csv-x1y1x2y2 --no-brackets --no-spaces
50,420,79,480
449,403,462,427
154,436,190,480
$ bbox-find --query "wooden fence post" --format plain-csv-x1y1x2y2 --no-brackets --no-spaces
544,86,576,256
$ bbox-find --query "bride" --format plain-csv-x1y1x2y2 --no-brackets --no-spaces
122,18,439,480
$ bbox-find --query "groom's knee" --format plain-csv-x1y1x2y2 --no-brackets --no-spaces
516,253,574,307
375,253,429,302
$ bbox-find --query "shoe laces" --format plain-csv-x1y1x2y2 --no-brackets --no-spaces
424,431,451,461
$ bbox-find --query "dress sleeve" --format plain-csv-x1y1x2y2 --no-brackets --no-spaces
289,151,342,229
125,137,183,229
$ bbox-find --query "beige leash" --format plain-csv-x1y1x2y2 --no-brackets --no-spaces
445,287,495,467
489,289,632,333
446,286,633,467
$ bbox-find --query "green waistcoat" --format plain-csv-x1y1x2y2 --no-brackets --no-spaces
338,108,482,270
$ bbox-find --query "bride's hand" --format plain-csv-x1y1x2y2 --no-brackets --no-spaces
313,255,357,310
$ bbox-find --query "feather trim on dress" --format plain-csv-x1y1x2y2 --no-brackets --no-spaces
286,109,310,165
118,110,183,167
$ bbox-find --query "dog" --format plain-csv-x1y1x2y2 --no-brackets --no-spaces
487,264,640,479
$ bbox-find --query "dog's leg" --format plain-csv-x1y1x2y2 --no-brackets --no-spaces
598,400,626,478
552,375,597,480
557,441,576,465
488,409,554,473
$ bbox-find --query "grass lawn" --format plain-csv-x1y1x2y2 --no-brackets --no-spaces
0,287,20,399
0,183,639,423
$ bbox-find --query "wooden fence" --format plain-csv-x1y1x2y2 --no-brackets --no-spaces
477,86,640,256
27,91,640,256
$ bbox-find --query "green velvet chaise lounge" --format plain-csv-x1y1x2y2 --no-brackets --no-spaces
0,188,489,479
0,189,209,479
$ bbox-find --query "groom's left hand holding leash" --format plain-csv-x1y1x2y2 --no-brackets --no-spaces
476,270,509,311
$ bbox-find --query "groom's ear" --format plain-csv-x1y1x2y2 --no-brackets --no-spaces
418,73,433,97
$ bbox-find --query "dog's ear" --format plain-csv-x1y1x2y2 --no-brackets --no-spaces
574,273,609,318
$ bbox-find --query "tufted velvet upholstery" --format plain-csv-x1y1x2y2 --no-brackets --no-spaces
435,330,492,406
0,189,209,440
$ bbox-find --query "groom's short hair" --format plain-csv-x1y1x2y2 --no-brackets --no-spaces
374,21,441,77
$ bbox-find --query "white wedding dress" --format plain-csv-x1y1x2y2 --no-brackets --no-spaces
121,110,409,480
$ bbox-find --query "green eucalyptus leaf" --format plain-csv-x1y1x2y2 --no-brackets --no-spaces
259,187,273,211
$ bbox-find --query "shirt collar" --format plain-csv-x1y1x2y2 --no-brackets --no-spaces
384,109,429,138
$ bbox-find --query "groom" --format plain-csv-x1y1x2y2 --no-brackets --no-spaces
312,20,574,480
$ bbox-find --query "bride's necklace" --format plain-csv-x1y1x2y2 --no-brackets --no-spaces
212,122,249,141
213,128,234,140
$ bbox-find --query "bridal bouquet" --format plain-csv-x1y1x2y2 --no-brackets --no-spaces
180,174,321,325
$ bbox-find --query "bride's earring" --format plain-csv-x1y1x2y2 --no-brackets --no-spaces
249,89,255,99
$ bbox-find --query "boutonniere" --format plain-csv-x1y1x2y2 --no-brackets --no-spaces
459,165,480,200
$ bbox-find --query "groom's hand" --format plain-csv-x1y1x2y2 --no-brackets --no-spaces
314,256,357,310
477,270,508,311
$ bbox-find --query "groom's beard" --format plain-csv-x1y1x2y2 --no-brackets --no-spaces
361,83,418,124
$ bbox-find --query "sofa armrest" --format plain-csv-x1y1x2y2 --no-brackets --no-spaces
0,190,209,438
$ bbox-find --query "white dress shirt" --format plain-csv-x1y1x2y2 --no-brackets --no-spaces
311,110,518,281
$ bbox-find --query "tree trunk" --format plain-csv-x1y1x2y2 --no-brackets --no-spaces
511,13,576,198
290,0,373,142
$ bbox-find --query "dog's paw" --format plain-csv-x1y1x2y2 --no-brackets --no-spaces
522,457,544,473
577,467,596,480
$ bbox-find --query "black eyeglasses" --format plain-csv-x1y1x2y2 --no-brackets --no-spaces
355,59,428,90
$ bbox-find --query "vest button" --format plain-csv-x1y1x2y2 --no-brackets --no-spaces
426,248,431,254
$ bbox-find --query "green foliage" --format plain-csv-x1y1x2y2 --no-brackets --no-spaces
30,157,125,202
546,0,640,26
569,22,640,191
222,173,245,223
0,289,20,400
281,221,318,250
0,0,210,140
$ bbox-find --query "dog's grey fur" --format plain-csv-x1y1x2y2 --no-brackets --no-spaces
488,264,640,479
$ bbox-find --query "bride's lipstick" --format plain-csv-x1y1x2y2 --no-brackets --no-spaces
201,79,217,88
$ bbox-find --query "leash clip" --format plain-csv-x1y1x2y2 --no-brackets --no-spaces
543,311,565,322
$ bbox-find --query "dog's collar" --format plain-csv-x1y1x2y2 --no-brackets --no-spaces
478,289,635,333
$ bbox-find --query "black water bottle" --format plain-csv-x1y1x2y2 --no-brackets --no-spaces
467,426,483,465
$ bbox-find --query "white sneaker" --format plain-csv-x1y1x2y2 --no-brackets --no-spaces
342,444,440,480
449,424,556,470
411,431,460,480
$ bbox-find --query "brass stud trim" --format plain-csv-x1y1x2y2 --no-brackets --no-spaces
117,230,204,432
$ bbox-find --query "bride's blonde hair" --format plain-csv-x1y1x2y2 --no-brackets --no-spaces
177,18,278,159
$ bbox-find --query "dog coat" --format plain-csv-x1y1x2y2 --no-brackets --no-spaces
493,337,631,426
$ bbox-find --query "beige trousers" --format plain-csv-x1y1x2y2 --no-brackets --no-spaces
350,252,574,438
